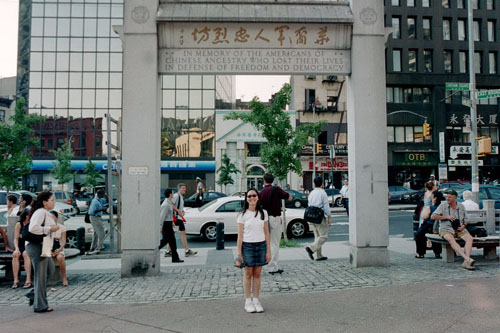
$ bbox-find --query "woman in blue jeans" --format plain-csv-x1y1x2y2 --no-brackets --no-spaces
236,188,271,313
414,190,444,258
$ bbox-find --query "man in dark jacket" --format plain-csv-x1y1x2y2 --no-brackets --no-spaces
259,173,292,274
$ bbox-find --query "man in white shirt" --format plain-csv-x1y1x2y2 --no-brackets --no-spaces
6,195,20,217
305,177,332,261
462,190,480,211
340,179,349,216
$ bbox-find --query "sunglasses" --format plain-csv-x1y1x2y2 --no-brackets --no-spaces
247,194,258,198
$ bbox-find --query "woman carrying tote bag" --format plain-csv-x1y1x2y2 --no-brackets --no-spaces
25,191,60,313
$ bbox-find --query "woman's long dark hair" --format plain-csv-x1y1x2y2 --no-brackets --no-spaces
432,190,445,207
241,188,265,220
28,191,53,221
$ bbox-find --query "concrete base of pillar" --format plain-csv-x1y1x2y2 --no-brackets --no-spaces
121,249,160,278
349,245,389,268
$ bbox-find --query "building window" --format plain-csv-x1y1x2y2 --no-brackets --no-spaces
473,20,481,41
408,49,417,72
487,0,495,10
386,87,394,103
246,143,261,157
442,0,449,8
488,21,496,42
444,50,453,73
393,49,402,72
458,19,466,41
474,52,482,73
387,126,395,143
423,18,432,40
407,0,415,7
489,53,497,74
395,126,405,143
392,0,400,5
459,51,468,73
0,110,5,122
472,0,479,9
457,0,465,8
408,17,416,39
422,0,431,7
392,17,401,39
386,87,431,103
443,19,451,40
305,89,316,110
423,50,433,72
446,126,470,144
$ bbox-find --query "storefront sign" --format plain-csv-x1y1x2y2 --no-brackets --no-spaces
450,145,498,159
394,152,437,167
301,144,348,155
303,157,348,171
448,159,484,166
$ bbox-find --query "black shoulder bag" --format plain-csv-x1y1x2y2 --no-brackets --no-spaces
22,214,46,244
304,206,324,224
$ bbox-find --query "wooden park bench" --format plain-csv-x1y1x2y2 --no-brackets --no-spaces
426,200,499,263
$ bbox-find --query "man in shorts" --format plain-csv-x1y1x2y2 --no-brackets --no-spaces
170,183,197,257
431,189,475,270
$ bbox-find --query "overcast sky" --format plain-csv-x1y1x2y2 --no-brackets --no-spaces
0,0,289,101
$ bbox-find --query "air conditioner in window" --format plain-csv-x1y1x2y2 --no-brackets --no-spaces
305,75,316,80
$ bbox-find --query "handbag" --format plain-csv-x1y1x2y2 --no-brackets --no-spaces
41,235,54,257
22,215,46,244
304,206,324,224
84,213,90,223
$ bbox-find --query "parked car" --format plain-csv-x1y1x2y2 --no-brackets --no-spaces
456,186,500,209
0,190,77,216
184,196,309,240
53,190,79,213
183,191,227,208
74,192,93,214
61,213,107,249
285,189,308,208
325,188,343,207
388,186,419,203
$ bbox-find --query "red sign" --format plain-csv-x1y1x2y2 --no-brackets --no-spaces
306,157,348,171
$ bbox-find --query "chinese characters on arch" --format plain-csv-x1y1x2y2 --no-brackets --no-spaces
158,23,352,75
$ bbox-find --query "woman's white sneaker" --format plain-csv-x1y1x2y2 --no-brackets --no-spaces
245,300,256,313
253,299,264,313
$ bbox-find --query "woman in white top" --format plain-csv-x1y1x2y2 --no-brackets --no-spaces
236,188,271,313
25,191,60,313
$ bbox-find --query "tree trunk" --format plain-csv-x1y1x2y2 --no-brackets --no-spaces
281,179,288,244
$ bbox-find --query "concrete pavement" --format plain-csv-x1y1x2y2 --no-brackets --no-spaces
1,276,498,332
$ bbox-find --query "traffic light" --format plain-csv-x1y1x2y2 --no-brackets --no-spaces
315,143,322,154
423,122,431,137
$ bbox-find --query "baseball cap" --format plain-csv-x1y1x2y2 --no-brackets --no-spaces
445,189,458,196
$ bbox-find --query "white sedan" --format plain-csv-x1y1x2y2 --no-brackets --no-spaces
184,196,309,241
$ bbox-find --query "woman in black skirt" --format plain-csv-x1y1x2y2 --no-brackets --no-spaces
236,188,271,313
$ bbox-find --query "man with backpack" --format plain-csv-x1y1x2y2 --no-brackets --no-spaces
259,173,292,275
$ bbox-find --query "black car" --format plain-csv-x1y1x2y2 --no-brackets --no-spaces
184,191,227,207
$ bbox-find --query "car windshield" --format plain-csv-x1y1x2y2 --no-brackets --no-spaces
199,200,219,211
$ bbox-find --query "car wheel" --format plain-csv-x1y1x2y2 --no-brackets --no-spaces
65,231,78,249
335,197,343,207
201,223,217,241
293,200,302,208
287,219,307,238
76,207,81,215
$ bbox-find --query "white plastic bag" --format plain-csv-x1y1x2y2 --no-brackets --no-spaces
41,234,54,258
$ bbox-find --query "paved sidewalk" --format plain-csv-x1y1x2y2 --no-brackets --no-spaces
1,238,498,306
1,276,498,332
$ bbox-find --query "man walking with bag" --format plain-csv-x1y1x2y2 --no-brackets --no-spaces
259,173,292,275
305,177,331,261
87,190,107,255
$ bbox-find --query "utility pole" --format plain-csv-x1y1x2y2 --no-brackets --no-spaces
467,0,479,202
106,112,114,252
312,103,316,180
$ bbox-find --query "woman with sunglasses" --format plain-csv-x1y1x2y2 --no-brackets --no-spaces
237,188,271,313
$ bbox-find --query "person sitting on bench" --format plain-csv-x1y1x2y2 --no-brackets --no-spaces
431,189,475,270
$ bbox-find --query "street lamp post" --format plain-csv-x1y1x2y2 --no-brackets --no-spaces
468,0,479,202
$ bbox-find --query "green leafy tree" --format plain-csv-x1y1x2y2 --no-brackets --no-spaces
50,138,75,190
225,83,324,242
0,97,44,191
217,154,240,193
225,83,323,181
81,158,104,190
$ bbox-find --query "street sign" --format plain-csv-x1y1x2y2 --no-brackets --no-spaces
476,89,500,99
445,82,469,91
328,145,335,159
438,164,447,180
462,96,472,107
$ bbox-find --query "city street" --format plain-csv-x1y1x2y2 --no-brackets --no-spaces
185,210,415,248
